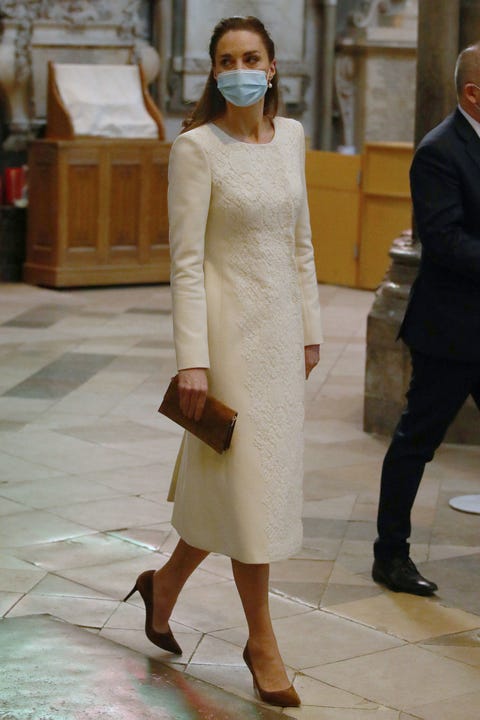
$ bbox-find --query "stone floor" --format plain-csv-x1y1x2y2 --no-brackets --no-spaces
0,281,480,720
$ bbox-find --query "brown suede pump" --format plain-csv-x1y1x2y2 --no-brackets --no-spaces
243,643,300,708
123,569,182,655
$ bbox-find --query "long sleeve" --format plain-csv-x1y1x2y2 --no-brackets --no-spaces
411,141,480,284
168,132,212,370
294,124,324,345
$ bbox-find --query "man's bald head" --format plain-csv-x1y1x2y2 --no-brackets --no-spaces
455,43,480,99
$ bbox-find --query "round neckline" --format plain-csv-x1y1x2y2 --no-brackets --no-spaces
209,118,278,146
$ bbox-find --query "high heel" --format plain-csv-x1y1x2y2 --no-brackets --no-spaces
242,644,300,708
123,570,182,655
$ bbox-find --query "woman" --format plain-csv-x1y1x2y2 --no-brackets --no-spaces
125,16,322,708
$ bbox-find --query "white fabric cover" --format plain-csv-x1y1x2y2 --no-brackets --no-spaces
53,64,158,138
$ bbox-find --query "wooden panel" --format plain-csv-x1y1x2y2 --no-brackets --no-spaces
358,197,412,289
66,163,100,250
31,161,58,250
149,154,169,249
109,160,142,254
306,150,361,287
358,143,413,289
362,142,413,198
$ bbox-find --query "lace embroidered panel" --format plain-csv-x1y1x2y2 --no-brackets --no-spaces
204,121,306,558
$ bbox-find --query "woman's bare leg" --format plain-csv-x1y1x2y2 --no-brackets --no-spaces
153,538,209,632
231,560,290,691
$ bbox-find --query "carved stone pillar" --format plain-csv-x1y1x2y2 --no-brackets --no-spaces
460,0,480,49
312,0,338,150
414,0,459,147
364,0,480,445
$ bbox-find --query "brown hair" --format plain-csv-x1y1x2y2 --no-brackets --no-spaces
181,16,279,133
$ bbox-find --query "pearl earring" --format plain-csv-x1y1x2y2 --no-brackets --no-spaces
268,81,273,88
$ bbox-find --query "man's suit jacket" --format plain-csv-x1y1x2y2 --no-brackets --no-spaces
400,108,480,362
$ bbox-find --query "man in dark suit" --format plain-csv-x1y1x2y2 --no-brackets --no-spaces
372,43,480,595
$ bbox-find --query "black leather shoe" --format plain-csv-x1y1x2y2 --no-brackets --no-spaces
372,557,438,596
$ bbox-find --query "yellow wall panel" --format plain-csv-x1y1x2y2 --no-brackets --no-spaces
362,142,413,197
306,151,361,287
358,142,414,289
358,196,412,289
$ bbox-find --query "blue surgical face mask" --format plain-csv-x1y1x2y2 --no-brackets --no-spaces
217,69,268,107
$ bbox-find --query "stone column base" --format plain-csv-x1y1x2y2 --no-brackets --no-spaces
364,231,480,446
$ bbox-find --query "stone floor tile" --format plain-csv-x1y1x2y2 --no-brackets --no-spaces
104,436,183,464
418,628,480,667
0,428,157,474
1,615,283,720
305,419,367,444
0,449,64,481
304,442,383,473
195,552,234,579
188,634,244,666
270,558,333,584
0,591,23,616
409,691,480,720
297,537,343,560
292,673,378,710
270,581,325,607
100,627,202,667
86,463,172,495
0,474,122,509
327,592,480,642
11,532,152,571
214,610,402,670
0,496,31,515
0,553,37,570
170,582,310,635
103,596,151,629
0,566,46,593
6,593,120,627
55,418,162,444
419,642,480,667
60,554,226,602
303,495,358,520
165,583,240,634
308,644,480,712
303,461,384,499
306,391,364,424
0,509,96,548
183,663,273,710
47,495,170,531
418,554,480,616
286,708,403,720
108,524,173,552
320,583,381,608
427,544,480,561
29,574,115,599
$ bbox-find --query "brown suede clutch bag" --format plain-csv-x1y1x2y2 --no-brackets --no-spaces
158,375,238,454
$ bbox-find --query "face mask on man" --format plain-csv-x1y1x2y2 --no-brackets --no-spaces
217,69,270,107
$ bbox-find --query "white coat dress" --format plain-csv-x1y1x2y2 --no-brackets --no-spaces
167,117,323,563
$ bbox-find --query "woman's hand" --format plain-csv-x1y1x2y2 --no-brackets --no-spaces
177,368,208,421
305,345,320,379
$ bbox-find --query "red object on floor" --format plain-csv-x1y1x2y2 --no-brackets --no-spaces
4,166,25,204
